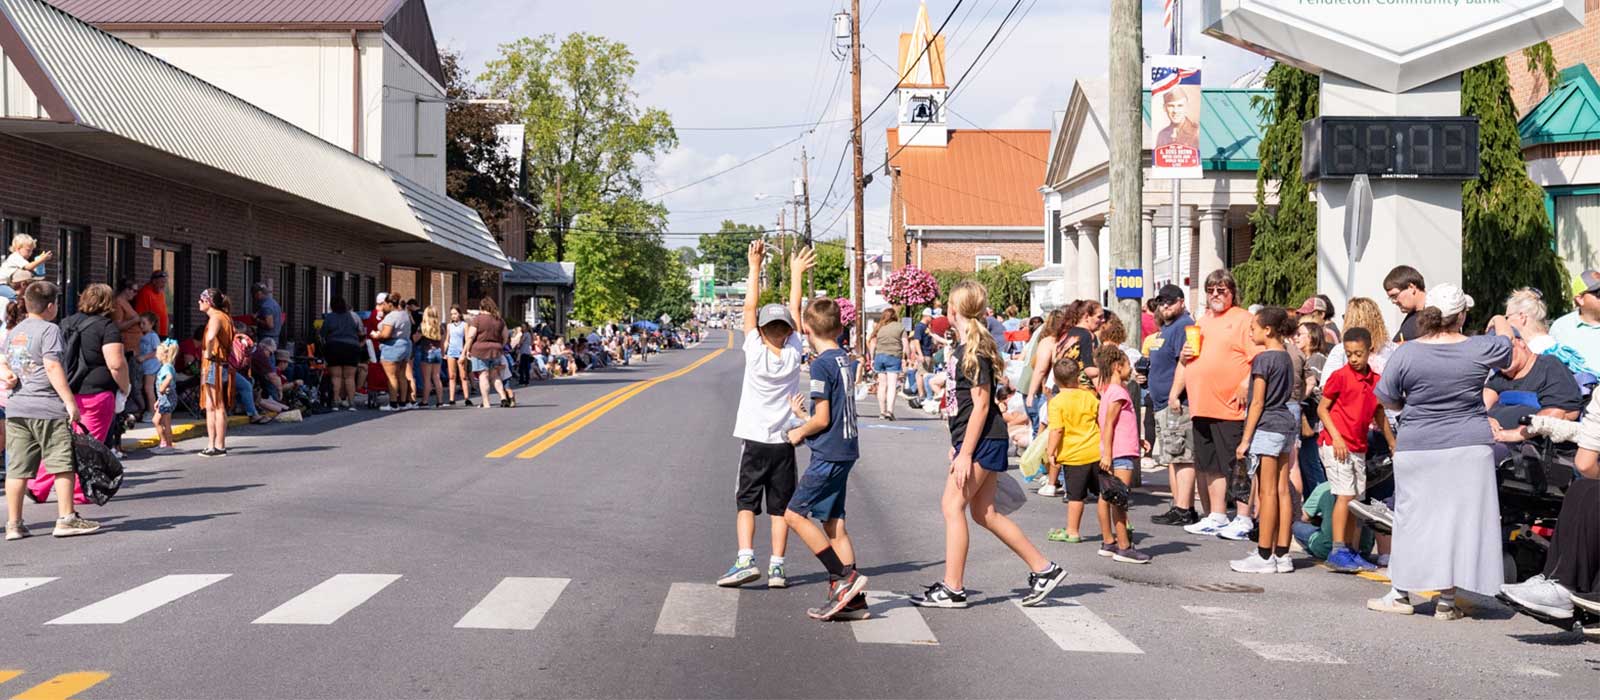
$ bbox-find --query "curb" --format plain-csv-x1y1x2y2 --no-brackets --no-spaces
122,415,248,452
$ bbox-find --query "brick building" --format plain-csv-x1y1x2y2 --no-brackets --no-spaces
0,0,506,343
884,3,1046,275
1508,0,1600,279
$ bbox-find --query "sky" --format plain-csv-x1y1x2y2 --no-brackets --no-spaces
431,0,1269,254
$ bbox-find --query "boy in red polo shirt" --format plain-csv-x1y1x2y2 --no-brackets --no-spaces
1315,327,1395,573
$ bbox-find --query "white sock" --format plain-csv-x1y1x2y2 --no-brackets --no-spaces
1383,587,1411,605
769,556,784,567
736,549,754,562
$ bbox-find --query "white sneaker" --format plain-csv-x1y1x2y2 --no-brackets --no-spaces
1274,554,1294,573
1230,551,1279,574
1037,485,1058,498
1217,516,1255,541
1500,574,1574,618
1184,513,1229,536
381,404,396,412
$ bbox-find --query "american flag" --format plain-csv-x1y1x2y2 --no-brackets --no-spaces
1151,65,1198,94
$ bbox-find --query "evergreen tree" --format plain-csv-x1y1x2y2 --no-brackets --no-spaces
1235,63,1318,306
1461,51,1569,326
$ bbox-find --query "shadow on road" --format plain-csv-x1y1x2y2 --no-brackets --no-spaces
783,559,944,587
115,484,265,502
100,511,241,532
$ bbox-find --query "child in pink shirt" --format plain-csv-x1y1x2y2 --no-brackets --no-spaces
1096,345,1149,564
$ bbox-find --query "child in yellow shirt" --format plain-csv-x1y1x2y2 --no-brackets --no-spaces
1045,357,1102,543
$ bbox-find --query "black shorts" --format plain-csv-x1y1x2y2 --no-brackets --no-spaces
1062,463,1099,502
737,440,797,516
1192,417,1244,475
325,343,363,368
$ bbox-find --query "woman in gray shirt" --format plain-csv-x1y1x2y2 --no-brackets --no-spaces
1372,284,1514,620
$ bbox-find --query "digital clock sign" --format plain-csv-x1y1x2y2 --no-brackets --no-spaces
1301,117,1479,182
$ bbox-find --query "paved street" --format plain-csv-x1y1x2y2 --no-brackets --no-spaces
0,330,1594,699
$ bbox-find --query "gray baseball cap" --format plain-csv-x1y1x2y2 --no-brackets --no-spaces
756,303,796,330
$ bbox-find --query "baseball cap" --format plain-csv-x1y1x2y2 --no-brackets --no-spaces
756,303,795,330
1573,270,1600,297
252,282,269,294
1155,284,1185,306
1295,296,1329,315
921,308,933,317
150,269,168,280
374,292,389,306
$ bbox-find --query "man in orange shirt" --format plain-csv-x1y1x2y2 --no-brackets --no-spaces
1180,269,1259,541
133,270,169,339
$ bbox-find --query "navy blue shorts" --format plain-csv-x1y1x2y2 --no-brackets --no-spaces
956,438,1010,473
788,457,853,521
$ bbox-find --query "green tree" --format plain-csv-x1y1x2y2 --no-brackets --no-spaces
1235,63,1319,307
698,221,764,284
812,240,849,298
674,247,699,268
482,33,677,262
642,250,694,323
975,261,1033,313
569,198,674,323
1461,50,1569,326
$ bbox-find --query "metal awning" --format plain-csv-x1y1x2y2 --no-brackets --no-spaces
503,261,575,288
0,0,507,271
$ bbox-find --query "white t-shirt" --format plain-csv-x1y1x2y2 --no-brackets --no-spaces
732,329,805,444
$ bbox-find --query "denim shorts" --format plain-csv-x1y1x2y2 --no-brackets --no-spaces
424,348,442,364
956,438,1010,473
470,355,504,373
156,395,175,415
1248,429,1294,457
788,457,853,521
1111,456,1137,472
379,340,411,364
872,354,903,374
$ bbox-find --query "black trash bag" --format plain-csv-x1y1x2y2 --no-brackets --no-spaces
1097,470,1131,509
72,423,123,506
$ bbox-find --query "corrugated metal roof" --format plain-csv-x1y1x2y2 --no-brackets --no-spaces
886,128,1048,228
503,261,575,288
389,167,509,270
1141,88,1270,171
1,0,505,270
1520,65,1600,148
46,0,401,26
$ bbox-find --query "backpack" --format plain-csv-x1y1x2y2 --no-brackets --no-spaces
228,332,254,371
60,315,96,392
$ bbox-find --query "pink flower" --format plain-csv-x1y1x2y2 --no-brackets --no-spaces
883,266,939,306
833,297,857,326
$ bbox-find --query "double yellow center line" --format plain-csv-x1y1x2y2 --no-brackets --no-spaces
486,331,734,460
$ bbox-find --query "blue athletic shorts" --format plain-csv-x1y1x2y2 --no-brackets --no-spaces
788,457,853,521
956,438,1010,473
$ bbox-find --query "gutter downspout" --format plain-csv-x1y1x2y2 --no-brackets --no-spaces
352,29,362,158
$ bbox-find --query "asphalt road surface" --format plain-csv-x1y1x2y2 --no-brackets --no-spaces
1,329,1595,699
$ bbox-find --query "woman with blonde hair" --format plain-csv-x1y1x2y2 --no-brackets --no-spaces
417,306,445,408
911,280,1066,609
1321,297,1396,383
1504,288,1554,354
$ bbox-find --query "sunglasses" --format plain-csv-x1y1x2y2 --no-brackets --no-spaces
1205,286,1229,295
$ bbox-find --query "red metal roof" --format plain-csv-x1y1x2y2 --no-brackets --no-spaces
46,0,404,26
887,128,1048,228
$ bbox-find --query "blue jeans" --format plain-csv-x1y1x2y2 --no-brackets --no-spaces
1298,434,1325,494
233,371,257,417
1024,393,1045,433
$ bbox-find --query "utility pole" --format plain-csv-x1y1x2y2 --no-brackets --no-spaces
801,145,814,298
850,0,866,353
1110,0,1144,341
1169,1,1183,296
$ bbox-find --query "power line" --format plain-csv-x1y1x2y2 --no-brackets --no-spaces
646,133,803,201
676,118,850,132
856,0,968,137
863,45,1045,165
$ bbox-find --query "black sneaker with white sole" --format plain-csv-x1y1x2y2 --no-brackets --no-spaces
834,593,871,620
909,582,969,609
1150,506,1199,526
1020,563,1067,607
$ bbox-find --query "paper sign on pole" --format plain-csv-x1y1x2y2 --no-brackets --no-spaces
1149,55,1203,180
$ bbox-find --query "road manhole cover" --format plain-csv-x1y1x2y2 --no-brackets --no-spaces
1181,583,1264,594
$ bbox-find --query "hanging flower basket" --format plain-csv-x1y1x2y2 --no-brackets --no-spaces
834,297,857,327
882,266,939,306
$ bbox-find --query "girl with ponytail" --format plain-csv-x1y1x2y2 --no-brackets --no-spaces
911,280,1065,609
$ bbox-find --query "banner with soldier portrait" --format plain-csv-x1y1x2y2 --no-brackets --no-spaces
1149,55,1203,180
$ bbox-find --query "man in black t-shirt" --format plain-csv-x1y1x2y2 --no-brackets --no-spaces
1382,266,1427,343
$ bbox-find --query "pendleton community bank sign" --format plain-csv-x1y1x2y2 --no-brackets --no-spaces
1203,0,1586,91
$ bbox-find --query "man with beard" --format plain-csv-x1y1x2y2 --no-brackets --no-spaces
1181,270,1259,541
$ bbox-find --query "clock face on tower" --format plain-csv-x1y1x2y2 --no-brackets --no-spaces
1300,117,1479,181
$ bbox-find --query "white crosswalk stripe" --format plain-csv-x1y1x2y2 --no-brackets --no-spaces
47,574,230,625
0,577,56,600
455,577,570,630
1235,639,1348,664
1180,605,1254,622
654,583,738,638
850,591,938,645
1013,599,1143,654
253,574,401,625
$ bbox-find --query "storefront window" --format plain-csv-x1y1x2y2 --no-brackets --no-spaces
206,250,227,296
104,234,133,288
1557,194,1600,278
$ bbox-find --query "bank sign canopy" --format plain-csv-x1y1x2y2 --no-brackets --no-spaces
1202,0,1585,92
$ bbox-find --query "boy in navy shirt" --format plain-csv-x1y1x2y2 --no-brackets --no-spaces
785,297,868,620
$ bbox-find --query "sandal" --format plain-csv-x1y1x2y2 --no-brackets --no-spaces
250,415,272,425
1046,529,1081,543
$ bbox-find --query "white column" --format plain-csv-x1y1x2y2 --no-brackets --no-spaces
1199,209,1228,281
1076,223,1099,302
1098,223,1112,304
1317,72,1463,332
1060,220,1079,301
1140,208,1156,297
